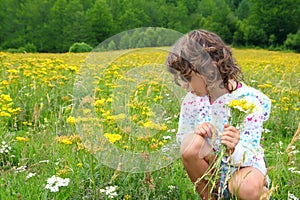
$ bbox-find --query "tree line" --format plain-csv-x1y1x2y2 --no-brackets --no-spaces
0,0,300,53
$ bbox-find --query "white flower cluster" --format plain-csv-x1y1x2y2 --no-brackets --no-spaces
15,165,27,173
167,185,176,194
45,175,70,192
100,186,118,199
288,191,299,200
288,167,300,174
0,141,12,154
26,172,37,180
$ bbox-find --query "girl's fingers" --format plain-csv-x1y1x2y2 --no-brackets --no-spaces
221,131,240,149
194,122,215,138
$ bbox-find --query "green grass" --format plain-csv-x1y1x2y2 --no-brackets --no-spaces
0,49,300,199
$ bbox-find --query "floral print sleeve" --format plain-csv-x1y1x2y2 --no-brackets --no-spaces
176,92,211,145
227,85,271,175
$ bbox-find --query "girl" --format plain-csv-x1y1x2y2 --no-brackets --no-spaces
166,30,271,200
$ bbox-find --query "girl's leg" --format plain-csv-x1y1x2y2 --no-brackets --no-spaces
228,166,269,200
180,133,215,200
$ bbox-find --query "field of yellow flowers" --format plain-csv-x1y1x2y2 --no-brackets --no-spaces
0,48,299,199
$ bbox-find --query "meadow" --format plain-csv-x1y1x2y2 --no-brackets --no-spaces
0,48,299,200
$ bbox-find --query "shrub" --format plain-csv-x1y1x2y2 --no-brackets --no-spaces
23,43,37,53
69,42,93,53
284,29,300,53
6,48,21,53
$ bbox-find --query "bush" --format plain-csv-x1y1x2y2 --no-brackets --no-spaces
6,48,21,53
69,42,93,53
24,43,37,53
5,43,37,53
284,29,300,53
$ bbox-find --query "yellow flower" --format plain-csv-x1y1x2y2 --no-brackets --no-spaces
280,97,289,103
16,136,29,142
124,194,131,200
106,97,113,103
104,133,122,144
94,99,106,107
77,163,83,168
66,116,76,124
153,95,163,103
0,111,11,117
56,166,69,176
61,139,72,145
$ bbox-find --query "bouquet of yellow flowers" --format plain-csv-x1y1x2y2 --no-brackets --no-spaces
194,98,256,197
226,99,256,131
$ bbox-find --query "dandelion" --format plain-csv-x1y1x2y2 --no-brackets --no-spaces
16,136,29,142
66,116,76,124
56,135,81,145
124,194,131,200
60,139,72,145
104,133,122,144
94,99,106,107
100,185,118,199
45,175,70,192
227,99,256,129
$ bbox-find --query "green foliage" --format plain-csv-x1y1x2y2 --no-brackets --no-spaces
0,0,300,52
107,40,116,50
284,29,300,53
23,43,37,53
69,42,93,53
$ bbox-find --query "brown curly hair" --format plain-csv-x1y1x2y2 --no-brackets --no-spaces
166,29,244,93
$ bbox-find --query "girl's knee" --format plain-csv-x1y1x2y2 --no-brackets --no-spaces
230,168,265,200
238,179,262,199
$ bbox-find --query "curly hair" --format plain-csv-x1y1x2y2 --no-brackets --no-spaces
166,29,244,93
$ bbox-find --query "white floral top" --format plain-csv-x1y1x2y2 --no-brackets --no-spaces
177,83,271,175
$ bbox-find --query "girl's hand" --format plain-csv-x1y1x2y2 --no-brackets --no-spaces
194,122,215,138
221,124,240,152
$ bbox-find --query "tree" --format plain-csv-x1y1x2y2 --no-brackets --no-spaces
196,0,237,43
64,0,87,47
236,0,250,20
49,0,68,52
86,0,114,47
247,0,300,45
284,29,300,52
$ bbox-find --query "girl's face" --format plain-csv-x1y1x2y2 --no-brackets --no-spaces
188,72,208,97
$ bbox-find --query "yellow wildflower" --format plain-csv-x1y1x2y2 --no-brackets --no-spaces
66,116,76,124
106,97,113,103
94,99,105,107
16,136,29,142
61,139,72,145
104,133,122,144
